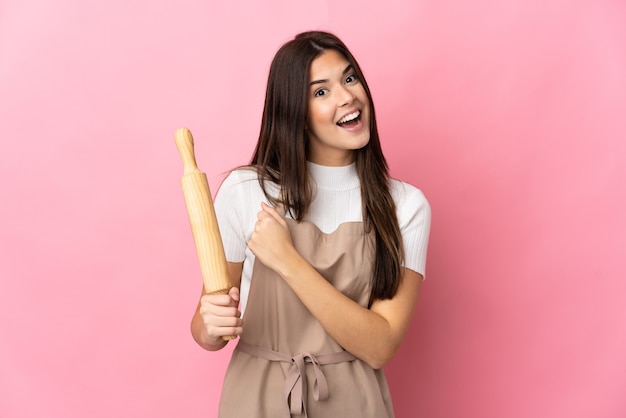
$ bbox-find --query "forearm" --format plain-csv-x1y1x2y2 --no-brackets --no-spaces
276,249,417,369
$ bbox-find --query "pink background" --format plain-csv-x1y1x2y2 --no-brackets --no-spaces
1,1,625,417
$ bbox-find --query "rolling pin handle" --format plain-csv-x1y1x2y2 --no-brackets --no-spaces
175,127,200,175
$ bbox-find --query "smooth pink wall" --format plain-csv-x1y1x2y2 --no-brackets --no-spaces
1,1,624,417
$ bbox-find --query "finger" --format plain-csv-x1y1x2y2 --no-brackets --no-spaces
200,302,241,316
256,207,274,223
228,286,240,302
256,210,270,223
261,202,286,223
205,309,243,326
211,323,244,338
200,293,238,308
206,318,244,338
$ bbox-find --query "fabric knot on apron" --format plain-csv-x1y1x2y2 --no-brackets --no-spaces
237,341,357,417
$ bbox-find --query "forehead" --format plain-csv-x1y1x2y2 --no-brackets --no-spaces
309,49,350,80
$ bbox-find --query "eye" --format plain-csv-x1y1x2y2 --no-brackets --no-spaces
345,74,358,84
314,88,328,97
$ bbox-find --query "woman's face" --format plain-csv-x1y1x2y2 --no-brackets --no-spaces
306,49,370,166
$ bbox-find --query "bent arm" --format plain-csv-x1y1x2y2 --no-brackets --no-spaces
277,252,421,369
247,202,426,368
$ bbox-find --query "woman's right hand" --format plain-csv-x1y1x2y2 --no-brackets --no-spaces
197,286,243,348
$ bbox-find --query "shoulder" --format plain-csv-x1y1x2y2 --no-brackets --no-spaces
389,179,431,275
217,167,271,195
216,167,280,204
214,167,261,209
219,167,260,189
389,179,431,228
389,179,429,210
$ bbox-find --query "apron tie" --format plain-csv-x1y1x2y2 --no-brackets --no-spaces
237,341,357,417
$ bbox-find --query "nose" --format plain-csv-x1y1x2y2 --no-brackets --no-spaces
336,84,355,107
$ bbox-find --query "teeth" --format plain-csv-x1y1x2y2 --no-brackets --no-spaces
338,110,360,124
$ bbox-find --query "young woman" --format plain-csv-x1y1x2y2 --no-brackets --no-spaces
190,31,431,417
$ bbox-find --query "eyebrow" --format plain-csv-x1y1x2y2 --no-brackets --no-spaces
309,64,354,86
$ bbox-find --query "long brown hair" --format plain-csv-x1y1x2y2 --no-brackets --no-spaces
250,31,404,303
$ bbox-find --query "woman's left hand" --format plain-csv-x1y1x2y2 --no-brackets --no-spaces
248,202,297,275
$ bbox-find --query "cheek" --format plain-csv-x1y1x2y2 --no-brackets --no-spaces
308,102,333,128
358,94,371,119
357,88,369,107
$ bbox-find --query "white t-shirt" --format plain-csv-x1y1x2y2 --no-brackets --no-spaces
214,161,431,314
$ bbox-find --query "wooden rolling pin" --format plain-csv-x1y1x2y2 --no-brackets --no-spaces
175,128,234,340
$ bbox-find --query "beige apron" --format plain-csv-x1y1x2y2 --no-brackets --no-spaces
218,219,394,417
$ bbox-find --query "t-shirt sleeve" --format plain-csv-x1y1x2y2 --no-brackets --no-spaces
393,181,432,277
213,171,249,263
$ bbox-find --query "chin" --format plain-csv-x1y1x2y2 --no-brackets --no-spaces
354,132,371,150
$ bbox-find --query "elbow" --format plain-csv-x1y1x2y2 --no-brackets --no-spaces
366,355,392,370
363,346,399,370
358,330,405,369
366,359,386,370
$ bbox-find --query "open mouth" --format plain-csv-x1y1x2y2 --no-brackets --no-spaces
337,110,361,128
